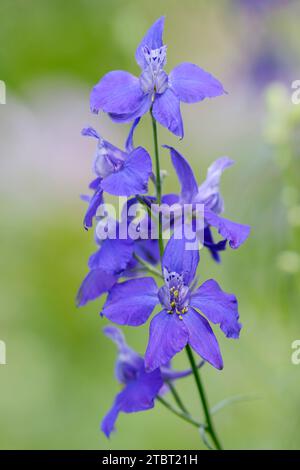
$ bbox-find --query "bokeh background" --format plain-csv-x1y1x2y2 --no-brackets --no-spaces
1,0,300,450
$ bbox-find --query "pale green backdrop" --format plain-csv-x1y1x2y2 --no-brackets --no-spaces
0,0,300,449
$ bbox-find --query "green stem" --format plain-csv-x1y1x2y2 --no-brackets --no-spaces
157,396,203,429
166,380,189,415
136,195,152,219
185,345,222,450
150,108,164,259
133,253,163,279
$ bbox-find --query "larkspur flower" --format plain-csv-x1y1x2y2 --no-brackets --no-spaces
77,211,160,307
76,233,133,307
81,122,151,229
90,17,225,138
101,235,241,371
101,326,203,437
162,146,251,261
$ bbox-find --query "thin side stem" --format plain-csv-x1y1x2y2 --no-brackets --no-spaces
185,345,222,450
150,108,164,259
166,380,189,415
157,396,203,429
136,195,152,218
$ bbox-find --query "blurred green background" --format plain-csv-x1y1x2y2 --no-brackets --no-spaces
0,0,300,450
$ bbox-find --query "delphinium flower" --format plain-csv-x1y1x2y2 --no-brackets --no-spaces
101,234,241,370
77,213,160,307
90,17,225,138
101,326,203,437
78,16,250,450
160,146,250,261
81,124,152,230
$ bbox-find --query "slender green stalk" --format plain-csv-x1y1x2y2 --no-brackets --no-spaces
136,195,152,218
133,253,163,279
150,108,164,259
185,345,222,450
150,108,218,447
157,396,203,429
166,380,189,415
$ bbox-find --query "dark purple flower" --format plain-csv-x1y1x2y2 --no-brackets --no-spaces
81,125,152,229
101,325,202,437
101,235,241,371
163,146,250,261
90,17,225,138
77,213,160,307
76,234,133,307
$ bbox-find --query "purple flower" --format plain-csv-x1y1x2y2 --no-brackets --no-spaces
81,124,152,229
76,236,133,307
90,17,225,138
163,146,251,261
77,215,160,307
101,235,241,371
101,326,201,437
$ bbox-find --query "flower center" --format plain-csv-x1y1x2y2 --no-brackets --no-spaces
94,140,124,178
139,45,169,95
158,269,189,320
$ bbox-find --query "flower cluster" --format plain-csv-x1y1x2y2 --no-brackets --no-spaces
78,17,250,445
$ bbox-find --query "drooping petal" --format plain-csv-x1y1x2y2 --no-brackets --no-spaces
101,147,152,196
89,237,134,274
101,278,158,326
196,156,234,213
76,269,117,307
109,93,152,123
161,361,204,381
135,16,165,69
145,310,189,371
182,308,223,370
152,88,184,138
101,366,162,438
169,62,225,103
83,187,103,230
125,118,141,153
203,227,227,263
90,71,144,115
205,210,251,249
89,176,102,190
190,279,241,339
119,367,163,412
163,146,198,203
162,235,199,286
101,401,120,438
